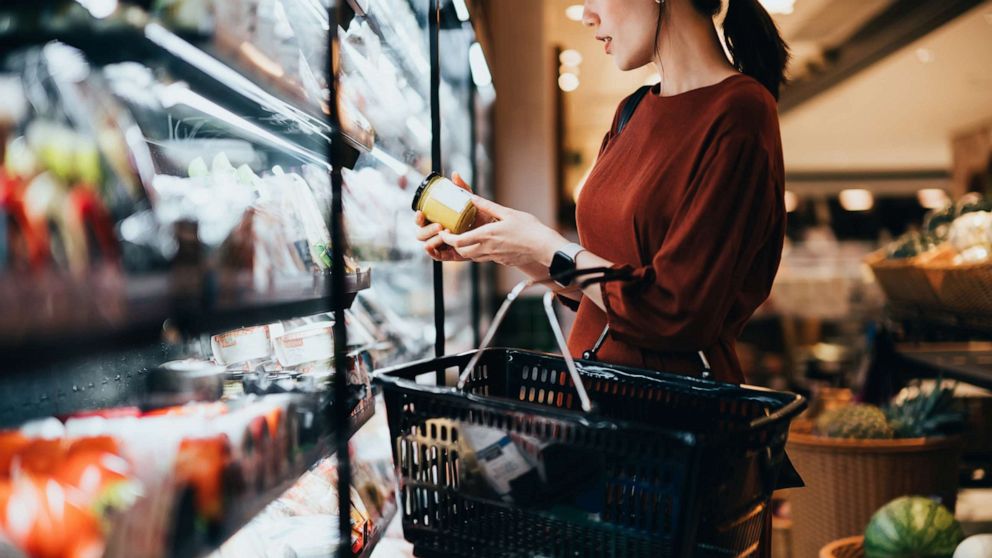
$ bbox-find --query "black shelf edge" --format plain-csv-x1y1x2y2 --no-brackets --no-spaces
1,269,371,369
887,303,992,338
174,268,372,335
894,342,992,391
201,393,377,558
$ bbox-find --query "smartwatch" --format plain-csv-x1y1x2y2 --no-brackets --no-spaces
549,243,586,286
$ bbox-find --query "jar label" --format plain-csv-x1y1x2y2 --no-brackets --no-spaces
433,183,472,213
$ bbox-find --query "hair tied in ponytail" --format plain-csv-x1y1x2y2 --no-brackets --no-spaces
720,0,790,99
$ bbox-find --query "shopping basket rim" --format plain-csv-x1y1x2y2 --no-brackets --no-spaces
373,347,806,434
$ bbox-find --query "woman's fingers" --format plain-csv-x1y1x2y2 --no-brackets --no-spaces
451,242,488,261
416,223,443,242
439,226,491,248
470,195,511,220
452,172,472,192
415,211,427,227
425,234,448,252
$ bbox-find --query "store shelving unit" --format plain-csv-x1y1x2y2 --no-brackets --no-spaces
886,304,992,391
1,268,371,367
203,394,376,558
880,305,992,488
0,0,491,556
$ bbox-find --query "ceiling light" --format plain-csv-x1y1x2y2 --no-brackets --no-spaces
839,189,874,212
469,42,492,87
451,0,470,22
559,49,583,67
917,188,950,210
558,73,579,92
784,190,798,213
758,0,795,15
565,5,585,22
915,48,935,64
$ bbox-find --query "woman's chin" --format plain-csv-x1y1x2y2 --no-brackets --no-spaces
613,56,649,72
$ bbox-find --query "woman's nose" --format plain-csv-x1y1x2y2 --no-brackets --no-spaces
582,4,599,27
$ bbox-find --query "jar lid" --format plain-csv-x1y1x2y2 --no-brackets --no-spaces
412,172,441,211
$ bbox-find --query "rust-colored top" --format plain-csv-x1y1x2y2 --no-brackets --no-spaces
567,74,785,384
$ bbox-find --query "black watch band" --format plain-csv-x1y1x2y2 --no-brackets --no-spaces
549,243,585,286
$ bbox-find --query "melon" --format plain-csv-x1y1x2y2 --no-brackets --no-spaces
954,535,992,558
864,496,964,558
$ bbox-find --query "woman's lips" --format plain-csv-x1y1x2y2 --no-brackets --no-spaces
596,35,613,55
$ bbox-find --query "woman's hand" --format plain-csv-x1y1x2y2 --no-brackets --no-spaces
415,172,487,262
438,197,567,268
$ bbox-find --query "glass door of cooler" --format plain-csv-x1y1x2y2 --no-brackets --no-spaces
0,1,391,556
336,0,441,364
435,1,496,352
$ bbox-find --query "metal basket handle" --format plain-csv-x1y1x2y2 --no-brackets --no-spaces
456,269,618,413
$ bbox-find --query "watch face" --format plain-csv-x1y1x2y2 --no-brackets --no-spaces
551,251,575,284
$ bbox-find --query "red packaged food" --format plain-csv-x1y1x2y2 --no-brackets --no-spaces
174,435,232,523
0,475,104,558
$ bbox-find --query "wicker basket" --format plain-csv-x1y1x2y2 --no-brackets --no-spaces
783,432,962,558
819,536,864,558
921,254,992,314
865,250,941,307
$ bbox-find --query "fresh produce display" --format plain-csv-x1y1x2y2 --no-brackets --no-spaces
953,535,992,558
863,496,964,558
813,380,965,440
816,404,894,439
885,193,992,263
887,381,966,439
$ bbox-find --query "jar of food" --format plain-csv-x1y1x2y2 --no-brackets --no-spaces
412,173,478,234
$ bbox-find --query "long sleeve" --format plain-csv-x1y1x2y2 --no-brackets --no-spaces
600,133,781,351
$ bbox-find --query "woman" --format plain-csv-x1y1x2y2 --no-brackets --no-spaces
417,0,787,385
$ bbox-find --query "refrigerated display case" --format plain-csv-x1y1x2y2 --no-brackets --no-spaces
0,0,493,556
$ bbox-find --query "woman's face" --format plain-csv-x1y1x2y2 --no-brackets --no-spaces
583,0,660,71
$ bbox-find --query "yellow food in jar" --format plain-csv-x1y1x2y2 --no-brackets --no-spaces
412,173,478,234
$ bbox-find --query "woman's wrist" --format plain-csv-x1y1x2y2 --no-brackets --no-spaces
536,230,570,268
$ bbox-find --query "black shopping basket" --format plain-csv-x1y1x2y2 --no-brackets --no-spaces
375,273,806,558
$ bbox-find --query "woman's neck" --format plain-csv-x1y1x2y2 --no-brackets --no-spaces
653,2,737,97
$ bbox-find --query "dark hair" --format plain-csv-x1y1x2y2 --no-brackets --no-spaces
658,0,790,100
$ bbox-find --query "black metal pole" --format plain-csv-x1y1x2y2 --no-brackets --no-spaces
430,0,445,358
327,4,352,557
468,64,481,348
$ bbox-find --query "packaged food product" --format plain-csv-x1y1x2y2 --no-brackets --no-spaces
146,360,226,409
273,322,334,368
211,325,272,366
412,173,477,234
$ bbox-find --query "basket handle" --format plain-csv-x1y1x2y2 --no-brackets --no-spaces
455,268,620,413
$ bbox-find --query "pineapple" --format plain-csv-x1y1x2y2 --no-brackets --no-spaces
885,379,965,439
816,404,894,439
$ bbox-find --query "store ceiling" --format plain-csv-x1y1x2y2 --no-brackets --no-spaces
781,1,992,172
544,0,992,179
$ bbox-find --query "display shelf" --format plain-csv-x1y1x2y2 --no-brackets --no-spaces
345,0,431,105
894,342,992,391
0,18,371,166
202,393,377,558
888,303,992,339
1,269,371,367
174,268,372,335
358,496,398,558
